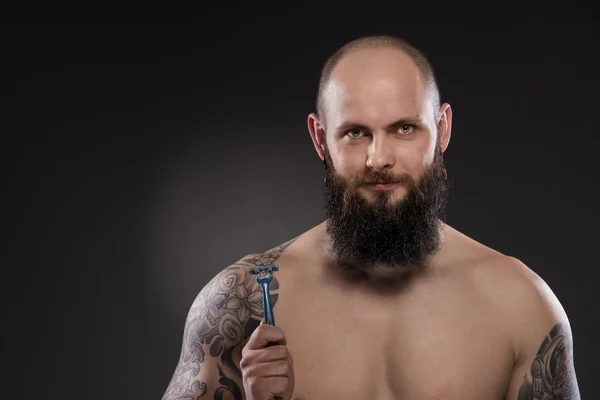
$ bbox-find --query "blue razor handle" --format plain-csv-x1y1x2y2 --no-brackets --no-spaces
256,273,275,325
249,264,279,332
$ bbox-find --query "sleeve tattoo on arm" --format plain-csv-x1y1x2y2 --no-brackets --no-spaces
162,238,296,400
518,322,580,400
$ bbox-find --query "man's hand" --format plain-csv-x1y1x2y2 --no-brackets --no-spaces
241,322,295,400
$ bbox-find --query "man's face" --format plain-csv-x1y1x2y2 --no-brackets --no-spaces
316,47,451,272
322,48,439,206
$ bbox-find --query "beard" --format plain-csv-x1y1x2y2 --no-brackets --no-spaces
322,148,450,273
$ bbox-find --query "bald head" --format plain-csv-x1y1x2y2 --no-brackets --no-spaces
316,35,441,128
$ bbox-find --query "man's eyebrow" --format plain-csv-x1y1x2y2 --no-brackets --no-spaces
386,116,425,128
336,121,370,132
336,116,426,132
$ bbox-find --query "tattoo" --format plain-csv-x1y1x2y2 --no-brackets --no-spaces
162,237,297,400
517,323,580,400
240,237,297,266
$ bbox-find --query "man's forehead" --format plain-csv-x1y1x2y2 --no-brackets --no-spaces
324,77,424,108
322,47,433,124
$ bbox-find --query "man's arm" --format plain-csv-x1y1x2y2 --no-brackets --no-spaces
161,265,259,399
162,239,293,399
161,264,278,399
516,322,579,400
503,259,580,400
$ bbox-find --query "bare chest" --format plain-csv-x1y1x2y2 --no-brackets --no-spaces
271,279,514,400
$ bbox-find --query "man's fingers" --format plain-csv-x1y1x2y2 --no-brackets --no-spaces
241,325,295,400
242,345,290,365
246,376,291,398
244,359,292,378
244,324,287,351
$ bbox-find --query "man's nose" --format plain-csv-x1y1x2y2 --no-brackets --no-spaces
366,135,395,171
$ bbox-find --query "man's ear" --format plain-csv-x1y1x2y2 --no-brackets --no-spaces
437,103,452,153
307,113,326,160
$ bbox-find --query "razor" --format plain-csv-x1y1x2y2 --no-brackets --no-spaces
249,264,279,326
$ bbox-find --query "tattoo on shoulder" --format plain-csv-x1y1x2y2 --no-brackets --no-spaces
162,237,296,400
517,322,580,400
239,236,298,266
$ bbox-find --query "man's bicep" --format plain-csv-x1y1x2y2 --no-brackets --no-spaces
162,265,264,400
511,321,580,400
500,266,582,400
499,260,581,400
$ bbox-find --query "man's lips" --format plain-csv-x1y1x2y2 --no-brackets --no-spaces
364,182,400,190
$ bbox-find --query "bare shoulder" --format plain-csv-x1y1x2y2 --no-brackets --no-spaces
471,255,580,399
161,236,299,400
444,225,566,321
449,227,568,328
443,225,580,399
459,241,568,332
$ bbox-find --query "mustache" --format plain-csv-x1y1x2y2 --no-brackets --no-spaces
359,171,415,186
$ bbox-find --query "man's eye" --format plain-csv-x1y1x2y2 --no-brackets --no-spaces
346,129,365,138
398,124,414,135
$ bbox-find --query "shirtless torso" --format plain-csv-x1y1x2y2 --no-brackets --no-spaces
162,222,580,400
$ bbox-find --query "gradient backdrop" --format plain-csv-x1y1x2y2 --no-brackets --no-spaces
7,9,599,399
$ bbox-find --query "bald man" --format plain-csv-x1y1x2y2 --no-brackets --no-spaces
162,36,580,400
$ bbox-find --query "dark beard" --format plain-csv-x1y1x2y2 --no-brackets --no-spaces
322,149,450,273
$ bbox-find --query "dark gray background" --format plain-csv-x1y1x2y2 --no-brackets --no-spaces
6,7,599,399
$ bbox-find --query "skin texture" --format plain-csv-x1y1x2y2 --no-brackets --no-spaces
163,45,580,399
